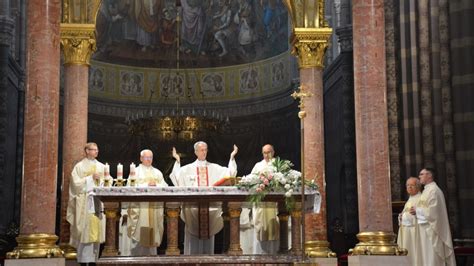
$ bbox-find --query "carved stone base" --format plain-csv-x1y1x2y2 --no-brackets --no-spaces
305,240,336,258
349,231,408,256
6,234,64,259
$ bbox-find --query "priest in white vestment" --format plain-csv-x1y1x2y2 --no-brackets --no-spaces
120,149,168,256
410,168,456,266
251,144,280,254
170,141,238,255
67,142,106,264
397,177,421,266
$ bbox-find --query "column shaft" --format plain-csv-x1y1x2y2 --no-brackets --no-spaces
59,65,89,245
301,68,327,241
352,0,392,233
20,0,61,235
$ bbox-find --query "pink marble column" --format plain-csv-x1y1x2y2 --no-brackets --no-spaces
20,0,61,235
59,65,89,246
301,68,328,242
352,0,392,233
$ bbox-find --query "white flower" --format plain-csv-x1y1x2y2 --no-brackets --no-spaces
280,178,287,185
285,191,292,197
273,172,284,180
284,184,291,190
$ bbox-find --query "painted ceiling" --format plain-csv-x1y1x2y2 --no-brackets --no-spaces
94,0,290,68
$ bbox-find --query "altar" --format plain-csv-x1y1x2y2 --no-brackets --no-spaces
93,186,320,265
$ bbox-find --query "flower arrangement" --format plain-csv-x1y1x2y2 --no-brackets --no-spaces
237,157,318,211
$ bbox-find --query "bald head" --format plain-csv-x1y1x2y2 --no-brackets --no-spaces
262,144,275,162
140,149,153,167
406,177,421,196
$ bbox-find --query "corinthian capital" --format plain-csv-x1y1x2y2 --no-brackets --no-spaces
60,23,96,66
292,28,332,69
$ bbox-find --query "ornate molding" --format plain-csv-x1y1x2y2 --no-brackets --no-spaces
292,28,332,69
62,0,101,24
60,23,96,66
0,16,15,46
285,0,329,28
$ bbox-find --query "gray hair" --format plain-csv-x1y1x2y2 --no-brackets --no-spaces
194,141,208,151
406,177,421,190
140,149,153,157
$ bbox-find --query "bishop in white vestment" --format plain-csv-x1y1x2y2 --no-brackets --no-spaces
120,149,168,256
170,141,238,255
397,177,421,266
251,144,280,254
67,142,106,264
411,168,456,266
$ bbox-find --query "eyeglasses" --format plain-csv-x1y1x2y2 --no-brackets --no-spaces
142,156,153,160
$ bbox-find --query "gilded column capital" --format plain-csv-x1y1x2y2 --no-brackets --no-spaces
292,27,332,69
60,23,96,66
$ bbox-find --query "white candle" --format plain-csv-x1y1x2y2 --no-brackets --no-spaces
130,162,136,176
104,163,110,175
117,163,123,179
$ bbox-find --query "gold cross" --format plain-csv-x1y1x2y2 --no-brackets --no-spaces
291,85,313,110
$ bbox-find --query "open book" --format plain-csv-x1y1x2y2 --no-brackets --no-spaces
212,176,238,186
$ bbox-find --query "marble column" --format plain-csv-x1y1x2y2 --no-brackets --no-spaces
102,202,119,257
165,203,181,255
58,23,96,257
227,202,242,255
290,25,334,257
7,0,63,259
350,0,406,256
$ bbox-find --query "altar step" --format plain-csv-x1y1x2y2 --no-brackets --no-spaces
97,254,309,265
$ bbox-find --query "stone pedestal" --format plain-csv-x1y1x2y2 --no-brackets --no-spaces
294,258,338,266
349,255,410,266
5,258,65,266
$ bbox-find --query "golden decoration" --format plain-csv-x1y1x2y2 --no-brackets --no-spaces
59,243,77,260
277,213,290,222
305,240,337,258
229,208,242,218
62,0,101,24
284,0,329,29
166,208,181,219
292,28,332,69
291,85,314,111
104,209,118,219
349,231,408,256
60,23,96,66
6,233,64,259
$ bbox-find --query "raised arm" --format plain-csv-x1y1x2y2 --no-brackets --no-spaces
169,147,181,186
228,144,238,177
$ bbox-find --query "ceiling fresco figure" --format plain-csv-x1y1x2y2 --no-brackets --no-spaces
94,0,289,68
